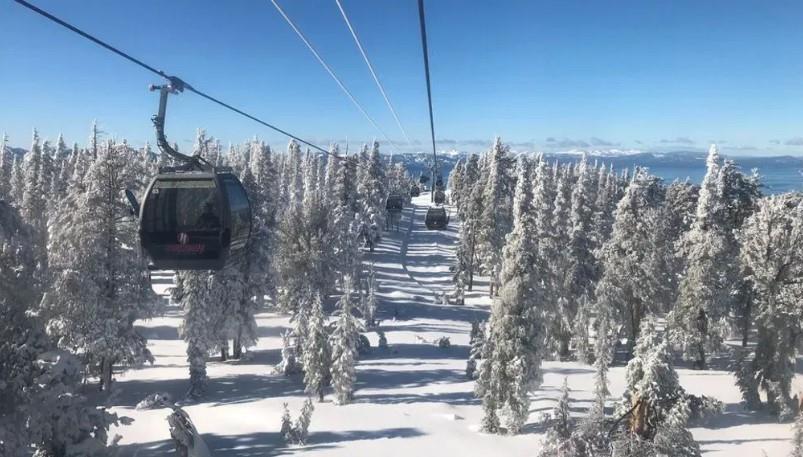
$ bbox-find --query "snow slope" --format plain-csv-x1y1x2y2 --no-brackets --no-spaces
110,194,798,456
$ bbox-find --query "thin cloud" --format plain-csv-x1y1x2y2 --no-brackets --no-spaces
461,139,491,147
769,139,781,145
510,141,535,149
659,137,695,145
784,137,803,146
590,137,617,147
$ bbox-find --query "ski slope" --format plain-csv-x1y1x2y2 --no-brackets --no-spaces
110,194,798,456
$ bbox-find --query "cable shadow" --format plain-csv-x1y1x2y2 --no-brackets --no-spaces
116,427,424,457
111,372,304,409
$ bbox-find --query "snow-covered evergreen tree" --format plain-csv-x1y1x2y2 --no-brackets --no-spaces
0,133,11,201
330,278,362,404
475,156,544,434
736,193,803,419
356,141,387,240
1,201,123,456
790,413,803,457
328,153,362,283
363,263,378,327
230,142,276,358
477,138,514,294
657,180,699,311
453,153,482,292
42,141,157,390
613,318,701,457
281,398,315,445
593,168,665,357
10,151,25,205
21,130,49,272
538,378,574,457
177,270,216,398
671,145,737,368
593,314,612,416
303,294,331,402
560,154,597,358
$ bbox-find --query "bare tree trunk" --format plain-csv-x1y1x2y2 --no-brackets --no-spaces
741,296,752,348
100,358,113,391
220,341,229,361
233,331,242,360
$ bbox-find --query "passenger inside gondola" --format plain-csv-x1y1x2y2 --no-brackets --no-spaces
196,201,221,229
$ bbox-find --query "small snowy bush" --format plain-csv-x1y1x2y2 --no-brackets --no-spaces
357,334,372,356
135,392,173,410
377,330,388,350
436,336,451,349
281,398,315,446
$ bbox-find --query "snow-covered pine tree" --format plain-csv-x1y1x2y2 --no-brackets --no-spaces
288,140,305,210
280,398,315,445
545,164,573,354
51,142,76,213
457,153,480,218
0,133,11,201
303,294,331,401
330,278,362,404
448,158,465,209
538,378,574,457
591,162,617,248
276,144,334,317
356,141,387,239
656,180,699,312
477,138,514,295
177,270,216,398
230,144,274,358
613,318,700,457
453,154,483,292
294,397,315,445
737,193,803,419
363,262,378,327
207,261,245,361
670,145,737,368
10,151,25,205
719,160,762,347
21,130,49,271
328,152,362,283
0,201,123,456
593,313,612,416
561,154,597,358
475,156,544,434
593,168,666,358
790,412,803,457
531,156,556,284
42,140,157,390
88,120,101,158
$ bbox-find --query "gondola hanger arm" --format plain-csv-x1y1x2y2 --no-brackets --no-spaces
149,80,209,170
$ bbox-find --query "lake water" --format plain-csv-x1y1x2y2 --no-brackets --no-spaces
598,155,803,195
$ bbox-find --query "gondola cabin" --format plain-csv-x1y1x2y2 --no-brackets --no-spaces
386,194,404,213
434,190,445,205
139,169,251,270
424,206,449,230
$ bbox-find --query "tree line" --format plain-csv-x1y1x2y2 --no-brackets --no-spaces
449,138,803,448
0,125,411,455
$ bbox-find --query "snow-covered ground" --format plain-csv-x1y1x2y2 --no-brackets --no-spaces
111,194,798,456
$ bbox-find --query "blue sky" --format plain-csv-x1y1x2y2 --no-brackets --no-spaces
3,0,803,156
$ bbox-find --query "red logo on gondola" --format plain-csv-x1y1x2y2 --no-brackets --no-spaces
178,232,189,245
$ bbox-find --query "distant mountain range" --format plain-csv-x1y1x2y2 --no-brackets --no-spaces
391,151,803,193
